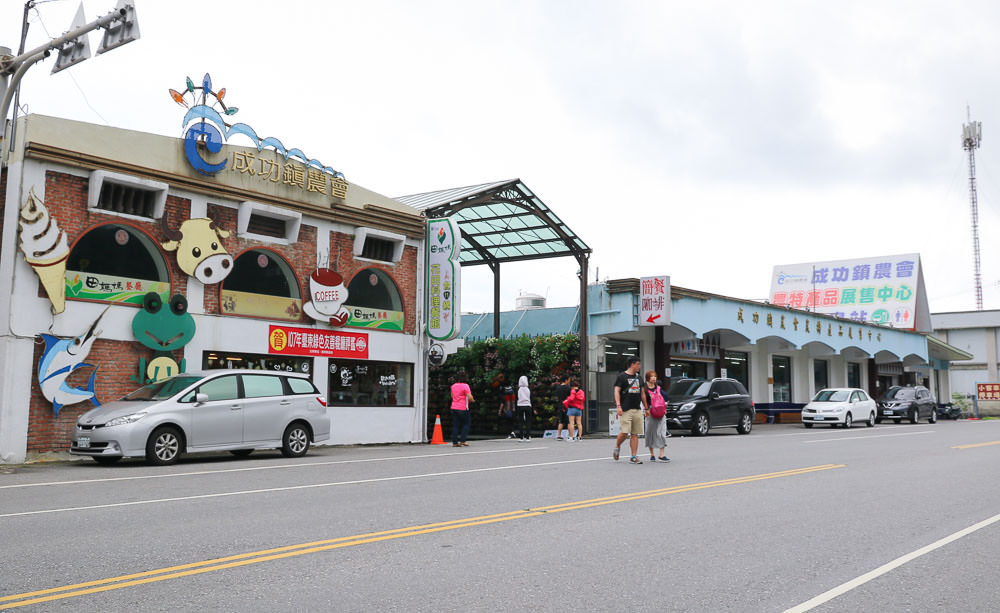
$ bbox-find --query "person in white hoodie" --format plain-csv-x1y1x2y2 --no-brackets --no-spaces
516,376,535,441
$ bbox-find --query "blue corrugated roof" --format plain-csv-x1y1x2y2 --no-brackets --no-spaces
460,306,580,340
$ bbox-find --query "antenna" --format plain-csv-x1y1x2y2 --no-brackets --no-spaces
963,105,984,310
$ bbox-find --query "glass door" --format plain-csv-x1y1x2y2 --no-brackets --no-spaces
772,355,791,402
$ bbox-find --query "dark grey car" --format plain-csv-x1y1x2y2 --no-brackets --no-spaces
876,385,937,424
665,377,755,436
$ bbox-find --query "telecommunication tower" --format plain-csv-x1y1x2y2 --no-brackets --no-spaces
962,107,984,310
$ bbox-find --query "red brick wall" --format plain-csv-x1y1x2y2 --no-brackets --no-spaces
24,171,419,452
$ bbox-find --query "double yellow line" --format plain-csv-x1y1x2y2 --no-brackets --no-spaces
0,463,842,610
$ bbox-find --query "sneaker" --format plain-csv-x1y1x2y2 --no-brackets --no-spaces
649,456,656,462
526,436,531,441
659,456,670,462
629,456,643,464
507,433,516,439
665,431,673,438
520,437,527,442
556,437,564,441
613,447,620,461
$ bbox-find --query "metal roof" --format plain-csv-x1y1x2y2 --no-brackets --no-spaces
395,179,591,267
460,306,581,341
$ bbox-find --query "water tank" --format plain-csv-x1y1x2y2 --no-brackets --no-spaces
515,293,546,310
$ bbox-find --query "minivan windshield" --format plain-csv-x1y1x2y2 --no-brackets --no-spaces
885,388,916,401
812,390,850,402
122,376,201,401
667,380,712,399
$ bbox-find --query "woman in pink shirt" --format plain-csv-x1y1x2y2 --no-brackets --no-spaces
450,371,475,447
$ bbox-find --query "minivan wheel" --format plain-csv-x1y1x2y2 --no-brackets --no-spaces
691,412,710,437
146,426,182,466
736,411,753,434
910,408,919,424
867,412,875,427
929,410,937,424
281,423,311,458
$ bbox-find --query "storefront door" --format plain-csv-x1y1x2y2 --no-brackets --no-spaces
772,355,791,403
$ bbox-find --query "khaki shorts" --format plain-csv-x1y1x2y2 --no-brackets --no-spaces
619,409,643,435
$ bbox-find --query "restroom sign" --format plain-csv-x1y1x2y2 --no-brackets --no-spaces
639,275,671,326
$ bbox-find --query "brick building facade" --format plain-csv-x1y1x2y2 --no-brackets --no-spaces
0,114,428,463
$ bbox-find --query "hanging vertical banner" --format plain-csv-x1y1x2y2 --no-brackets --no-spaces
639,275,671,325
426,218,461,341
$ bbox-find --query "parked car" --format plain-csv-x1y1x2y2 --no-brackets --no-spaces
937,402,962,420
665,377,755,436
70,369,330,465
801,388,877,428
875,385,937,424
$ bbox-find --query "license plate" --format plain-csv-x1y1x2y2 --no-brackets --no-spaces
813,415,824,420
77,437,90,448
883,410,893,416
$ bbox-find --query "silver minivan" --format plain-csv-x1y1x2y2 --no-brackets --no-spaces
70,369,330,465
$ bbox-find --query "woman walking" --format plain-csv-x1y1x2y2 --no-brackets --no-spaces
450,371,474,447
643,370,670,462
516,375,534,441
563,378,585,440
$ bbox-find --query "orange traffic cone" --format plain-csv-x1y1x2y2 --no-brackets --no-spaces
431,414,447,445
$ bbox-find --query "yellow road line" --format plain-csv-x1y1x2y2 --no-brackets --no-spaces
0,463,843,610
953,440,1000,449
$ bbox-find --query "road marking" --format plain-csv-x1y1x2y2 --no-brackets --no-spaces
0,447,546,490
778,428,936,437
953,439,1000,449
0,457,604,518
0,463,843,610
802,430,935,443
784,511,1000,612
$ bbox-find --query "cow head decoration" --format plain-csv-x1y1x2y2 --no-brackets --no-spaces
161,212,234,284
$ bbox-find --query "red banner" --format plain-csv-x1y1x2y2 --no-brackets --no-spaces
267,325,368,358
977,383,1000,400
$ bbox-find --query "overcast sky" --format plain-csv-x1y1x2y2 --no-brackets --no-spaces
4,1,1000,315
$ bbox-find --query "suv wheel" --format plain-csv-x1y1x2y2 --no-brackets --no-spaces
691,412,710,437
929,410,937,424
736,411,753,434
909,408,919,424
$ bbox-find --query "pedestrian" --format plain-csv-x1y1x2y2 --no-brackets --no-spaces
516,375,535,441
643,370,670,462
450,371,474,447
498,384,517,439
553,375,571,440
613,357,647,464
563,378,585,440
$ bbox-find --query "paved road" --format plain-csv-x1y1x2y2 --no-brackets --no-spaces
2,420,1000,612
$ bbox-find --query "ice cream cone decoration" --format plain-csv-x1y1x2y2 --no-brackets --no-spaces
19,188,70,314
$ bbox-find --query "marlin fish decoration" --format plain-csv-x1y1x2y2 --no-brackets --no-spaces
37,307,108,415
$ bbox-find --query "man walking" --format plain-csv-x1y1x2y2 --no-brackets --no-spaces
613,357,647,464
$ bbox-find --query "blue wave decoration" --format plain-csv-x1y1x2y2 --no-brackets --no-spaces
182,105,345,179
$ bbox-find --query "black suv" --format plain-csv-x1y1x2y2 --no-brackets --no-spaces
665,378,755,436
876,385,937,424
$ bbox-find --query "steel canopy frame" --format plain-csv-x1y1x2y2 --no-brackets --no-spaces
397,178,592,398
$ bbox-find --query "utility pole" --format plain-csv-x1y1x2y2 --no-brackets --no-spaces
962,106,983,311
0,0,140,157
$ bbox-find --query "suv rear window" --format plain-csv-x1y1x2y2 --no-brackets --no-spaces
287,377,318,395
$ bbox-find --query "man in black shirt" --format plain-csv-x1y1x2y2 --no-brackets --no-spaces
553,375,571,440
613,357,647,463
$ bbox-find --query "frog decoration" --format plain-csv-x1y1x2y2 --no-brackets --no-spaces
131,292,196,383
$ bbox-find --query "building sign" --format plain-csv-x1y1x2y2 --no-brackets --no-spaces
170,73,348,201
346,306,404,331
639,275,670,326
66,271,169,305
976,383,1000,400
769,253,930,331
222,289,303,321
267,325,368,359
426,218,461,341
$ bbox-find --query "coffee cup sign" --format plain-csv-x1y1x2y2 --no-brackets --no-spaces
303,268,351,326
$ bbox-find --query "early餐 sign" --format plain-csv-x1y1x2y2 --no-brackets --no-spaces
426,218,461,341
639,275,670,326
769,253,930,332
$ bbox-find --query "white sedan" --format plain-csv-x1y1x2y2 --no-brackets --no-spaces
800,388,877,428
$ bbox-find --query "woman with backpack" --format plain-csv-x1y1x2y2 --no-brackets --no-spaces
643,370,670,462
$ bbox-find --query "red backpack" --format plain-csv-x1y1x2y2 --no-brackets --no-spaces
648,386,666,418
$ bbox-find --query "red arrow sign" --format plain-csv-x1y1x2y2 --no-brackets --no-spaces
646,314,661,323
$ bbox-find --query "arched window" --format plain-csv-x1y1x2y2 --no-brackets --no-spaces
345,268,404,331
220,248,302,321
67,224,169,305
